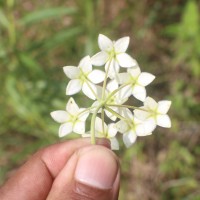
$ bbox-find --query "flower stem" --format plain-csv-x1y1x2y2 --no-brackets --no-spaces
85,81,99,100
106,104,138,109
106,104,150,112
77,105,96,117
105,105,126,121
105,83,130,103
90,101,104,144
101,108,105,135
102,59,112,100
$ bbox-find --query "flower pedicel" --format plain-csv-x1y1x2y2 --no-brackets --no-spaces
51,34,171,150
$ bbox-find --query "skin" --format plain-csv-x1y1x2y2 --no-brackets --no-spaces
0,138,120,200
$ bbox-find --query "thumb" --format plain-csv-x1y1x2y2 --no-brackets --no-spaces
46,145,120,200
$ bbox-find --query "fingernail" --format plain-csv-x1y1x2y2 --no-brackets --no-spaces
75,147,118,189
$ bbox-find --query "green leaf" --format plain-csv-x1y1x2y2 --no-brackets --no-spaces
180,0,199,38
26,26,82,53
41,26,83,50
20,7,77,25
163,24,180,37
18,53,44,76
5,76,29,118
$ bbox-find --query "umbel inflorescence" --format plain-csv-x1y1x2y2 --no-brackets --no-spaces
51,34,171,150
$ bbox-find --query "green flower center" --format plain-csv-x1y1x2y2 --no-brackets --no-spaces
79,69,90,83
107,47,117,60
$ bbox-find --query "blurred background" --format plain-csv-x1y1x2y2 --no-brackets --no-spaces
0,0,200,199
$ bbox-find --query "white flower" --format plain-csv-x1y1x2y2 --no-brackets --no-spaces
118,67,155,101
50,97,89,137
91,34,137,78
63,55,105,100
134,97,172,128
116,108,156,147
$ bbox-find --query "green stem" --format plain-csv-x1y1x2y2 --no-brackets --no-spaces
106,104,150,112
105,105,126,121
101,108,105,135
77,105,96,117
90,101,104,144
106,104,136,109
102,59,112,100
79,68,99,100
85,81,99,100
105,82,130,103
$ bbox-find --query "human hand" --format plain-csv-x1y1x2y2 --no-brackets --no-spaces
0,138,120,200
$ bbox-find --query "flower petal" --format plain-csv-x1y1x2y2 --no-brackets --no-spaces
82,132,91,138
78,108,90,121
116,120,129,133
156,114,171,128
105,109,117,121
118,85,132,100
127,67,141,79
96,85,104,99
119,108,133,119
73,121,85,134
117,73,130,84
134,108,151,121
145,97,158,111
107,79,118,92
107,123,118,137
105,59,120,79
114,36,130,53
50,111,69,123
110,138,119,150
59,122,73,137
137,72,155,86
82,82,97,100
157,100,171,114
135,123,145,136
90,101,100,113
117,53,137,68
144,119,156,133
132,85,146,102
88,69,105,84
63,66,80,79
66,79,82,95
79,56,92,73
66,97,79,115
91,51,108,66
123,131,137,148
98,34,113,51
95,117,106,133
135,119,156,136
136,128,152,136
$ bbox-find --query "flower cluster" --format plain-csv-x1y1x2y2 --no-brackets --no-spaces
51,34,171,150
